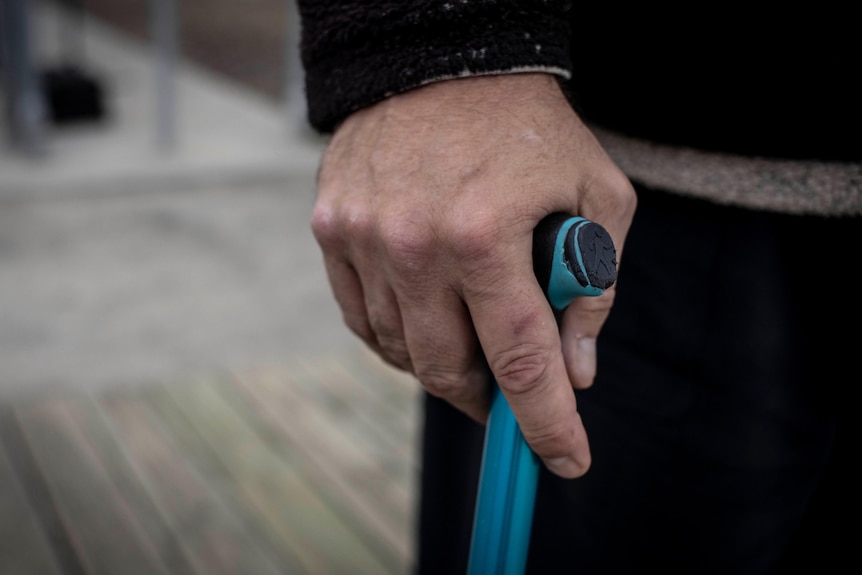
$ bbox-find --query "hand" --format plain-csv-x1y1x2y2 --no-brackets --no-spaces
310,73,636,478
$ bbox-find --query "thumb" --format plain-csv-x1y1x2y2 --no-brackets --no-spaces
560,287,616,389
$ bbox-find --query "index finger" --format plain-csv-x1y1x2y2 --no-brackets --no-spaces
463,248,590,479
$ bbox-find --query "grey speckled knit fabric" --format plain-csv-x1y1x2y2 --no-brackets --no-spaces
592,126,862,216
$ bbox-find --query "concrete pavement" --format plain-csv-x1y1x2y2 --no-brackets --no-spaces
0,2,367,400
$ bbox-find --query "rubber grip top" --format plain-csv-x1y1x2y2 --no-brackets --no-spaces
532,213,617,310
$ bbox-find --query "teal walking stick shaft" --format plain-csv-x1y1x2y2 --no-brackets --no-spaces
467,214,617,575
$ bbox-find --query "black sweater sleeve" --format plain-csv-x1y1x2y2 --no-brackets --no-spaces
297,1,574,133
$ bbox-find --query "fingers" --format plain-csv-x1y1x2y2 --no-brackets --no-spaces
317,210,492,423
463,237,591,479
559,287,616,389
320,255,376,347
320,211,596,479
319,250,413,373
320,222,491,424
355,259,411,372
304,73,642,484
313,200,411,371
559,158,634,391
398,287,490,423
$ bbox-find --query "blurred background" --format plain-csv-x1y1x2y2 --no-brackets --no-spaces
1,1,421,573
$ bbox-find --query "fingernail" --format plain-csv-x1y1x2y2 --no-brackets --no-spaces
564,337,597,388
544,456,580,478
576,337,596,357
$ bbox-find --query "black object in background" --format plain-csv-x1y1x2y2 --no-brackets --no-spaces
40,64,105,124
40,0,107,125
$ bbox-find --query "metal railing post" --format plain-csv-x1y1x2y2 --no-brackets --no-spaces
150,0,178,152
283,0,307,136
1,0,47,156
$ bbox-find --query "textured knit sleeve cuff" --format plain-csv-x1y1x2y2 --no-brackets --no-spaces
298,1,574,133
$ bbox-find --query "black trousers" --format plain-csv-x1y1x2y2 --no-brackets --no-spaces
417,186,860,574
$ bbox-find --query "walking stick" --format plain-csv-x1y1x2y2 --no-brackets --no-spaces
467,214,617,575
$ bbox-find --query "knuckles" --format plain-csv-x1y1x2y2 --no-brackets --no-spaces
311,197,377,250
309,203,339,248
489,343,553,398
340,309,374,342
527,420,577,456
312,178,511,279
419,371,462,399
377,217,436,272
416,366,474,404
374,332,412,371
444,210,502,264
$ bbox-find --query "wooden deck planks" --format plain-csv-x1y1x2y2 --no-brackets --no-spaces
289,354,422,474
232,367,415,570
98,396,285,575
13,397,183,575
157,377,395,575
133,380,309,574
0,351,421,575
0,441,63,575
